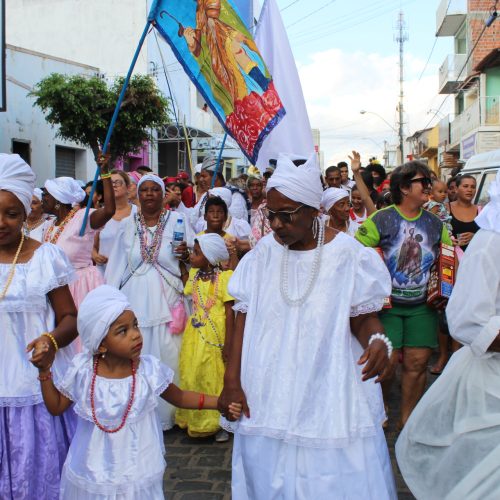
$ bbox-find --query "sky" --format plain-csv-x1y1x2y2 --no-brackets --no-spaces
271,0,455,166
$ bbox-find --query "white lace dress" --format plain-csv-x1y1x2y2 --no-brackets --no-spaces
226,232,397,499
56,354,173,500
104,211,194,429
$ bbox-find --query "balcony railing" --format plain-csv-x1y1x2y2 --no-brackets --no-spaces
439,53,467,94
436,0,467,37
450,96,500,145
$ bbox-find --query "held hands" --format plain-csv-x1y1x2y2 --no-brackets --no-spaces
27,335,56,372
357,339,391,383
218,384,250,421
348,151,362,174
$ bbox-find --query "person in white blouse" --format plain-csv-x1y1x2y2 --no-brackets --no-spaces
396,170,500,500
218,153,397,499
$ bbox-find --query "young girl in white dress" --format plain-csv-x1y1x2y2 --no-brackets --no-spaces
31,285,241,499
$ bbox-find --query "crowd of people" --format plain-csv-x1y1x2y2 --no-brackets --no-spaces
0,147,498,499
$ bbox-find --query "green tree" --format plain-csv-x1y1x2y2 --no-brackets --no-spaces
30,73,170,161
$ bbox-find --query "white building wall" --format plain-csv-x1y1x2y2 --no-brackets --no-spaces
0,45,99,184
6,0,148,77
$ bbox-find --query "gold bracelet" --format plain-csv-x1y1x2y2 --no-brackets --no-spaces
42,332,59,352
100,172,112,179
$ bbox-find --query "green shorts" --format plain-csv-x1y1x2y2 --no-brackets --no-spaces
379,302,438,349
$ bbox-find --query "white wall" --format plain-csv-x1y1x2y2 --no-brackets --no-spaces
6,0,148,77
0,45,98,184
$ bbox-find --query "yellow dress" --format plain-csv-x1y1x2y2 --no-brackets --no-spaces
176,267,233,436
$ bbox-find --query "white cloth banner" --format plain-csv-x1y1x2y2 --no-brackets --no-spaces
254,0,315,171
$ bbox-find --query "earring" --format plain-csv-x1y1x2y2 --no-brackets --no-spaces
54,203,60,210
101,352,106,359
312,217,319,240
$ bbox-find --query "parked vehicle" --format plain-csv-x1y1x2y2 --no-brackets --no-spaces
461,149,500,206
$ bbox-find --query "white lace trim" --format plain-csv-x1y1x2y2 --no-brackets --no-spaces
235,423,379,449
350,300,385,318
153,375,173,398
31,270,76,296
219,416,239,433
233,301,248,313
63,462,165,495
0,394,43,407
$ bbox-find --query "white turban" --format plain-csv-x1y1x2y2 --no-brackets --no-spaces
0,153,36,215
196,233,229,266
45,177,86,205
195,163,203,175
137,174,165,196
33,188,43,201
475,170,500,234
266,153,323,209
321,187,349,213
209,187,232,208
77,285,132,355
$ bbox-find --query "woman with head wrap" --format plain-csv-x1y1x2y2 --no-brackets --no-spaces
104,174,195,430
321,187,359,236
396,170,500,499
42,155,116,307
127,171,141,207
0,153,78,498
176,233,234,442
218,152,397,498
23,187,54,242
29,284,240,499
247,175,272,248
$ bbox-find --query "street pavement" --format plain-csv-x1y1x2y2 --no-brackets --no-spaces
163,369,440,499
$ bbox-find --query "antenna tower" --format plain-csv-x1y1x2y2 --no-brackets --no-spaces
395,11,408,165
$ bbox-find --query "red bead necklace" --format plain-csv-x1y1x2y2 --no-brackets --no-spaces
90,357,136,433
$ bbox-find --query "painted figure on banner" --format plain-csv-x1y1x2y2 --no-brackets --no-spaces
154,0,285,163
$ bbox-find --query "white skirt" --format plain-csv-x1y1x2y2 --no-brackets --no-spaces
141,323,182,430
396,346,500,500
232,428,396,500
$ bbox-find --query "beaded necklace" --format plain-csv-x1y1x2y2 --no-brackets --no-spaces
23,216,45,236
90,357,136,434
44,207,79,244
191,268,224,349
0,232,25,301
135,210,170,264
280,218,325,307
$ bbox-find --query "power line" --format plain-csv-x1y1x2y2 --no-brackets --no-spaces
280,0,301,12
286,0,336,29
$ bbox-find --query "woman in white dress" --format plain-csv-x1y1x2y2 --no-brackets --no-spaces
219,153,397,499
396,170,500,500
105,174,194,429
0,154,78,499
93,170,137,275
23,188,53,242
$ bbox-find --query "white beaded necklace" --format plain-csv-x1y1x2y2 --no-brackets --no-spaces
280,218,325,306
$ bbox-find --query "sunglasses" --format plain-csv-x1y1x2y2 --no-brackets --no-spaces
409,177,433,189
264,205,305,224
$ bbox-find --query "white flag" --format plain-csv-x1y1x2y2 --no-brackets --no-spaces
255,0,315,171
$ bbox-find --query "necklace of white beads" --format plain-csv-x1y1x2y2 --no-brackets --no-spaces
280,218,325,306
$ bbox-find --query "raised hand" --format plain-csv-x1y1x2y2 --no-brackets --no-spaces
348,151,362,174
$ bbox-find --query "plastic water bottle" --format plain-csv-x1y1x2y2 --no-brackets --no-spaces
172,217,185,255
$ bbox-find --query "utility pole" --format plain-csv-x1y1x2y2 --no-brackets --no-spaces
395,11,408,165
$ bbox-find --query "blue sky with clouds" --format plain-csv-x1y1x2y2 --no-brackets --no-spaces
266,0,455,164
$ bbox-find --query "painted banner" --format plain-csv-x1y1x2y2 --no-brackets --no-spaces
150,0,285,163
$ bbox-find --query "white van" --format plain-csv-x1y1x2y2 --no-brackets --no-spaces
461,149,500,207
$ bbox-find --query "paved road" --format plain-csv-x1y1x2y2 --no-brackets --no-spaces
163,369,440,499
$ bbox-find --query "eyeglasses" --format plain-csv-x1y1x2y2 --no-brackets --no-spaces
264,205,305,224
409,177,433,189
112,180,125,187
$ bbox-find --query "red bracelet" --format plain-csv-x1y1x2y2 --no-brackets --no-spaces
198,393,205,410
38,372,52,382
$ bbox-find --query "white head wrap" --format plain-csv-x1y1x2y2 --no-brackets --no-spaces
195,163,203,175
77,285,132,355
196,233,229,265
202,154,219,172
475,170,500,234
266,153,323,209
321,187,349,213
209,187,232,208
33,188,43,201
137,174,165,196
0,153,36,215
44,177,85,205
